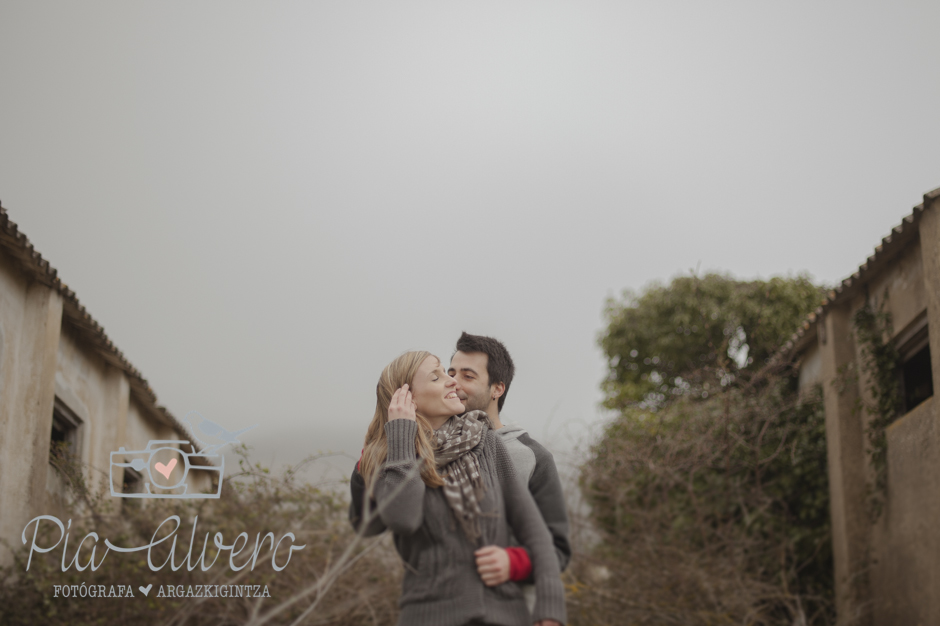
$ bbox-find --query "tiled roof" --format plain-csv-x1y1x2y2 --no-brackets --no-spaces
0,203,192,439
781,185,940,357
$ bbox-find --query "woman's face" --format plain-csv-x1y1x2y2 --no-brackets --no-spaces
411,355,465,420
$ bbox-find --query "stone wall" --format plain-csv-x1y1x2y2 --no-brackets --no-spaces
797,193,940,624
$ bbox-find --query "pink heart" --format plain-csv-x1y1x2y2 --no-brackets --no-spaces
154,458,177,479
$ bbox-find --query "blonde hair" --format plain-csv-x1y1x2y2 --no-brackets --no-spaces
359,351,446,491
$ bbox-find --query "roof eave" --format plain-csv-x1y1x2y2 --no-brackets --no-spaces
777,185,938,362
0,204,194,443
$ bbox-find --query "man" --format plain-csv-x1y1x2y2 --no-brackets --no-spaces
447,332,570,589
348,332,570,594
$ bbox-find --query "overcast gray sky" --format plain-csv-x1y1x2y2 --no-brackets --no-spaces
2,1,938,481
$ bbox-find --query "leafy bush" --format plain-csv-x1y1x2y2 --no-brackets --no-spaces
574,273,833,625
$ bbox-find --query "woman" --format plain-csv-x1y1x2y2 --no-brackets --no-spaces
357,350,566,626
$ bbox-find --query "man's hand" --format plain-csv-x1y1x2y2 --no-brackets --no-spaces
387,385,417,421
474,545,510,586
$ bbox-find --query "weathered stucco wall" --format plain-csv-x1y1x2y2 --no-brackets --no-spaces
869,199,940,625
867,236,927,339
872,396,940,624
0,245,211,563
124,397,179,453
797,342,822,394
53,325,131,495
805,195,939,625
121,397,190,493
819,300,871,625
0,247,63,565
868,197,940,624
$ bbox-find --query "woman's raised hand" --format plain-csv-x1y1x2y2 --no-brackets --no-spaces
387,384,417,421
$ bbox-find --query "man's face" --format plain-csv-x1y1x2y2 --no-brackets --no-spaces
448,351,491,413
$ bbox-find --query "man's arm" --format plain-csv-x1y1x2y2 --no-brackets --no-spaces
476,432,572,584
348,465,388,537
491,432,566,626
519,433,571,572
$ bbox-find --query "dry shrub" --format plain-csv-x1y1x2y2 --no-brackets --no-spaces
571,371,833,626
0,446,402,626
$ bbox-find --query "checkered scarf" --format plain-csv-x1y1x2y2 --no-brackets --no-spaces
433,410,490,541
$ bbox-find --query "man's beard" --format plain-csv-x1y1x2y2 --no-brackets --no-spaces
462,387,490,413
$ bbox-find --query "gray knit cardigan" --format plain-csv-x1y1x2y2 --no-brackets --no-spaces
370,417,567,626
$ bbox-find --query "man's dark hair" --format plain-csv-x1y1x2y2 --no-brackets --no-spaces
454,332,515,412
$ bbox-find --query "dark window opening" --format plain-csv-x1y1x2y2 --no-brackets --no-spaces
50,418,71,447
121,467,144,510
49,398,82,460
898,317,933,414
122,467,143,494
902,343,933,412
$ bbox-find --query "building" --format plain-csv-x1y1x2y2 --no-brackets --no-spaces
785,186,939,624
0,204,214,565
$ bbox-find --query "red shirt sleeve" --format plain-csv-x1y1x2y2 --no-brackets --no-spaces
506,546,532,582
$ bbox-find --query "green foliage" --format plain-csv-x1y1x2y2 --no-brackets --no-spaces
852,295,902,517
0,447,401,626
599,273,826,411
578,273,833,625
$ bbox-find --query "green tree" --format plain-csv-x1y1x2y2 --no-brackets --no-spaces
599,273,825,411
